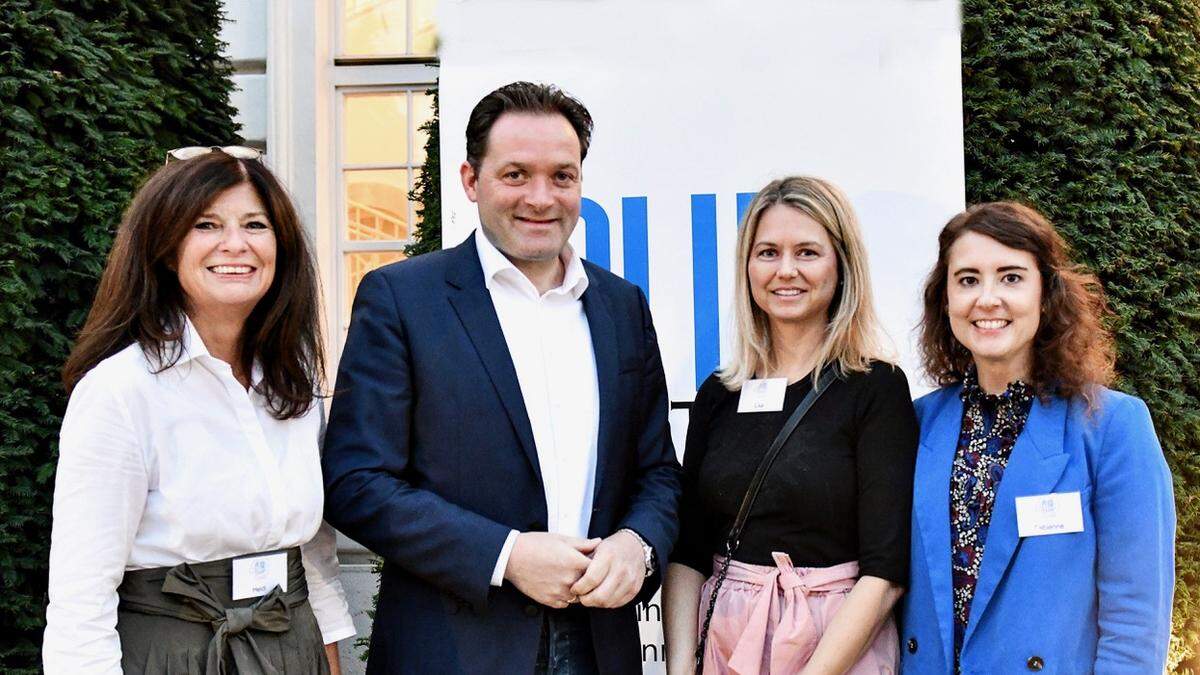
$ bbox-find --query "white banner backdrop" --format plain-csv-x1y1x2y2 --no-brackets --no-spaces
438,2,963,671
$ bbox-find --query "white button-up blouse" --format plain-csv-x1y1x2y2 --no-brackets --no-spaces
43,320,354,674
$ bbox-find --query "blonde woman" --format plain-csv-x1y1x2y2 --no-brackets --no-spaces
663,176,917,674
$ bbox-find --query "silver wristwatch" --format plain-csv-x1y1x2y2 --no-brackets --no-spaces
619,528,655,577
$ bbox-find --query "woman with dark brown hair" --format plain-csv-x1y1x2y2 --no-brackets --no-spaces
900,202,1174,674
44,149,354,673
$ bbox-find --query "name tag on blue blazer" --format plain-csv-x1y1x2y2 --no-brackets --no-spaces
1015,491,1084,537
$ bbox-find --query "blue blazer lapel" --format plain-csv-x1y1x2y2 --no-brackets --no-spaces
444,237,542,485
581,269,617,506
914,387,963,671
963,395,1070,645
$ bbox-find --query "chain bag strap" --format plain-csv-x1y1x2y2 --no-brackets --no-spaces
693,366,839,673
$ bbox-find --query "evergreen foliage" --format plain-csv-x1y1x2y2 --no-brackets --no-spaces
405,88,442,257
960,1,1200,670
0,2,239,670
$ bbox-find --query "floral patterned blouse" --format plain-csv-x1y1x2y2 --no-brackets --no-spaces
949,370,1034,666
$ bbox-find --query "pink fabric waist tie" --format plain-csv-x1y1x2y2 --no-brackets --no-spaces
700,553,861,675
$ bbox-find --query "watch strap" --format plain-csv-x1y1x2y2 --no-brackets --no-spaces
618,528,655,577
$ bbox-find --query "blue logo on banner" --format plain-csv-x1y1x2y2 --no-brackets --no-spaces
581,192,755,389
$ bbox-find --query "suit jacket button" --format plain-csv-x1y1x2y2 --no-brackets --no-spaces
531,521,547,531
523,604,539,618
906,638,918,654
1027,655,1044,671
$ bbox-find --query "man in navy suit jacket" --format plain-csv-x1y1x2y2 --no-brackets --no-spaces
322,81,682,674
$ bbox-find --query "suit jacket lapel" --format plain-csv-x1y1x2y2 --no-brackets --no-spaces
444,237,542,485
581,269,618,507
914,388,963,672
963,394,1070,646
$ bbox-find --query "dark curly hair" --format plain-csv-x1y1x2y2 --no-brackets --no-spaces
919,201,1116,408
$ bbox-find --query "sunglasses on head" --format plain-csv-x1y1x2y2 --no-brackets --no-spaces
164,145,263,165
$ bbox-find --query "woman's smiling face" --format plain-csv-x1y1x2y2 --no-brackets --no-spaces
945,230,1042,375
175,182,276,322
747,204,840,332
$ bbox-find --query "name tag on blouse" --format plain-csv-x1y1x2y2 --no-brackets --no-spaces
1015,492,1084,538
232,551,289,600
737,378,787,413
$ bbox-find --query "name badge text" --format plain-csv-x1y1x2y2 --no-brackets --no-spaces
232,551,288,600
737,378,788,413
1015,491,1085,538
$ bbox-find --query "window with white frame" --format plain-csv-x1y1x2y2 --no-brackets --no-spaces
331,0,438,353
341,0,437,58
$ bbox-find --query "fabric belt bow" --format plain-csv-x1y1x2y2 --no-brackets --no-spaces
727,553,859,674
161,563,293,675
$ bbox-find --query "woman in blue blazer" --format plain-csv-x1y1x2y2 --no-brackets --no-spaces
900,202,1175,674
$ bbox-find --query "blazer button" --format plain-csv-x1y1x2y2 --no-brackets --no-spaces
906,638,918,654
531,521,547,531
1026,655,1044,671
523,604,540,618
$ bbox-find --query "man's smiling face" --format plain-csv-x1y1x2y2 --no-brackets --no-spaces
461,112,583,267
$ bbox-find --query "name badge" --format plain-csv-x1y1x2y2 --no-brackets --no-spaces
232,552,288,600
1015,492,1084,538
737,378,787,413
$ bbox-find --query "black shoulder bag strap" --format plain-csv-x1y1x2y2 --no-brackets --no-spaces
694,366,839,672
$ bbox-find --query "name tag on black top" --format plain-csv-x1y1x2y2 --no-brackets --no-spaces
737,378,787,413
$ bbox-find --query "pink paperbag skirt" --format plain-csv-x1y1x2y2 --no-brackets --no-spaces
698,553,898,674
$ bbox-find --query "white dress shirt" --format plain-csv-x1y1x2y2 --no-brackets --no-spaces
475,230,601,586
43,318,355,674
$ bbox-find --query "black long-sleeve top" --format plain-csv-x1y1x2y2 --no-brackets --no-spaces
672,361,918,585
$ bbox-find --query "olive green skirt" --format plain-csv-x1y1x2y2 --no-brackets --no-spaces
116,548,330,675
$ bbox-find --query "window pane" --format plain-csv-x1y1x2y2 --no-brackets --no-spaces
346,169,410,241
412,92,434,165
345,251,407,320
344,92,408,165
343,0,406,57
412,0,438,55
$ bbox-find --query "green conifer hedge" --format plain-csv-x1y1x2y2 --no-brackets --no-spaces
960,1,1200,670
405,89,441,258
0,2,238,670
